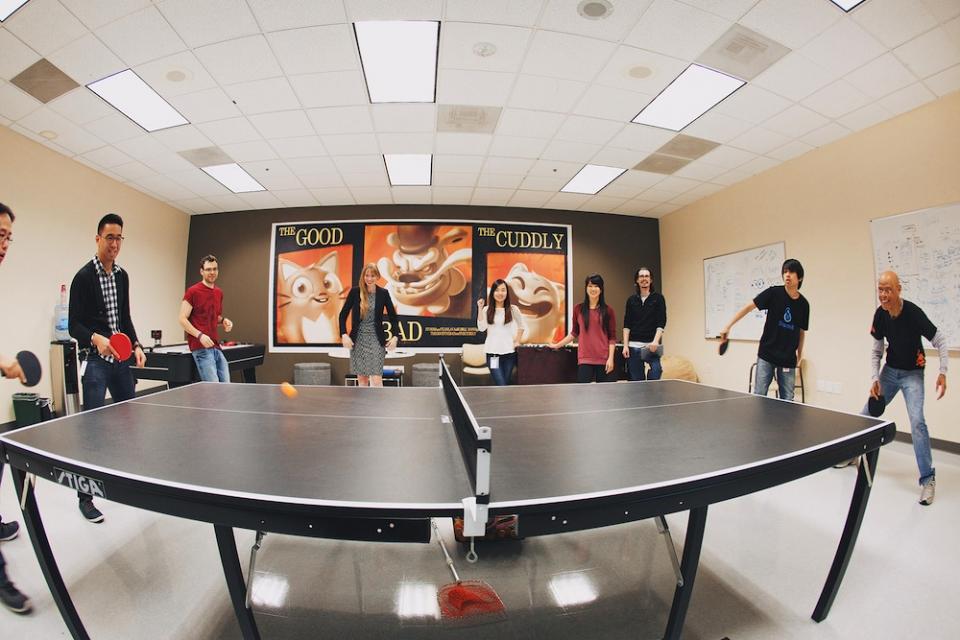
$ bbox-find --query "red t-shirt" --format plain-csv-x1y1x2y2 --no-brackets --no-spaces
184,282,223,351
571,304,617,365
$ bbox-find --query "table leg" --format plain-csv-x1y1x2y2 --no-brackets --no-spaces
812,447,879,622
214,524,261,640
662,506,708,640
11,467,90,639
241,367,257,384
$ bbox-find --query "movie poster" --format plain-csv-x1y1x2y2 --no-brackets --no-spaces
270,220,571,352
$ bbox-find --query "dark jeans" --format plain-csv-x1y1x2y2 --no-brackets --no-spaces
79,356,135,501
626,346,663,381
577,364,614,383
486,352,517,386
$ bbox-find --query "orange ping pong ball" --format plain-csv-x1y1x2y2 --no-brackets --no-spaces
280,382,298,398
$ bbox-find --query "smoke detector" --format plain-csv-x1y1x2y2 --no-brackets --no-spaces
578,0,613,19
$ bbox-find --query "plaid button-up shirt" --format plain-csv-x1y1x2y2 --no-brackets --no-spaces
93,255,121,363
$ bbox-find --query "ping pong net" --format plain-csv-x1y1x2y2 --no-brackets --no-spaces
438,356,491,538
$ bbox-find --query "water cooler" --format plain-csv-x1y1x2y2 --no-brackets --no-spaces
50,340,81,416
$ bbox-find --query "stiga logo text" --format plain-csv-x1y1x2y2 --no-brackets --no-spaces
54,468,105,498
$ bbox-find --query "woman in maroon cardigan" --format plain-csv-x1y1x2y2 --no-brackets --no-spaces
550,273,617,383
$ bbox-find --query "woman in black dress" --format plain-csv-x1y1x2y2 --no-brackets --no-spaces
339,263,399,386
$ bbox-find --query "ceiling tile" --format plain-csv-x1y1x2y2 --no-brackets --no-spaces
18,105,104,154
114,134,169,161
435,155,485,173
84,112,146,143
483,156,534,173
555,115,622,145
436,132,492,155
590,146,650,169
837,103,893,131
539,0,652,41
334,155,385,173
371,104,436,132
596,45,688,96
440,22,532,73
924,63,960,96
445,0,544,27
249,110,315,139
845,53,918,99
472,187,514,206
169,88,242,123
135,51,218,98
273,189,320,207
377,132,434,153
802,79,871,118
47,87,115,124
48,33,126,85
321,133,380,155
237,191,283,209
0,82,41,120
289,71,369,108
762,104,830,137
699,145,755,169
225,78,301,115
156,0,260,48
508,75,586,112
727,126,791,155
520,31,616,82
800,18,887,77
268,136,328,158
196,117,263,145
345,0,442,21
528,158,583,179
752,51,839,101
853,0,938,48
310,187,354,205
59,0,153,30
801,122,852,147
683,110,752,143
348,186,392,203
195,35,282,86
3,0,87,56
267,25,358,76
240,160,304,191
246,0,347,32
624,0,732,60
767,140,814,161
434,172,478,187
0,29,41,81
81,145,134,168
540,139,600,162
545,192,590,210
878,82,937,116
894,25,960,77
392,186,433,204
573,84,650,122
711,84,792,124
309,106,375,134
432,186,475,204
507,189,552,207
740,0,840,49
219,140,278,162
437,69,515,106
477,173,523,189
95,6,187,67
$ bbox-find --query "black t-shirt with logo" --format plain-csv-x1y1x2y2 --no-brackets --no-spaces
753,286,809,367
870,300,937,370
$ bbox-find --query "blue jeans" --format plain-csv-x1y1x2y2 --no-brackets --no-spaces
862,365,934,485
193,348,230,382
753,357,797,401
486,352,516,386
626,346,663,381
82,355,136,410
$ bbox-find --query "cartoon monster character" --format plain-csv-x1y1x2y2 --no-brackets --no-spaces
377,225,472,315
505,262,566,344
276,252,344,343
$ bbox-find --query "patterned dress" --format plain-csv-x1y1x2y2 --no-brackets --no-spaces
350,296,385,376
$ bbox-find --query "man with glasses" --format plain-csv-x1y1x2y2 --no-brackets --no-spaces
68,213,146,523
622,267,667,381
179,255,234,382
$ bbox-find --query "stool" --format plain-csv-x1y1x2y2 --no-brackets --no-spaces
293,362,331,386
412,362,440,387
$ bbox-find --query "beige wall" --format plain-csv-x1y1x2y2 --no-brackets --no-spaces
0,127,189,424
661,91,960,445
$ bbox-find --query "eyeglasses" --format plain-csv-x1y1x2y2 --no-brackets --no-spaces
0,233,11,245
100,234,124,243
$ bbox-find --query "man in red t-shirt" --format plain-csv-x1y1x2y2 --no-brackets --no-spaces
179,255,233,382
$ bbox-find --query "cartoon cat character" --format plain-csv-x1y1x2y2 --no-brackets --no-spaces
276,252,344,343
505,262,566,344
377,225,472,315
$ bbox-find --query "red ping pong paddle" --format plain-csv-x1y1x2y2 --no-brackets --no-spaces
110,332,133,361
0,350,41,387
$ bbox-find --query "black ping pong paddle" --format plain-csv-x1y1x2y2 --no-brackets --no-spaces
0,350,42,387
867,394,885,418
718,335,729,356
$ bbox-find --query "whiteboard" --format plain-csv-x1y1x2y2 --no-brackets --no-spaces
870,203,960,349
704,242,785,339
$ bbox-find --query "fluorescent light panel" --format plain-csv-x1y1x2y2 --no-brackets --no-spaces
0,0,29,21
385,154,432,186
561,164,625,195
87,69,187,132
549,573,598,608
355,21,439,103
829,0,868,10
202,163,265,193
633,64,744,131
395,582,440,620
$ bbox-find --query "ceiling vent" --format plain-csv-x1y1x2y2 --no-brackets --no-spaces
697,24,790,81
179,146,234,168
437,105,502,134
11,59,78,103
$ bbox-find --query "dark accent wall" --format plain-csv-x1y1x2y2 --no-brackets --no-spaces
185,205,660,384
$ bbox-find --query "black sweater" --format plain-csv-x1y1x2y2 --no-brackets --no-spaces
68,260,140,349
338,286,400,346
623,291,667,343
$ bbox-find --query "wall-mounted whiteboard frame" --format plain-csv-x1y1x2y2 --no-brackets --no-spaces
704,241,785,340
870,203,960,350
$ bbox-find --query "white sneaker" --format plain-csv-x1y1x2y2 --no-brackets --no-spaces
919,479,935,506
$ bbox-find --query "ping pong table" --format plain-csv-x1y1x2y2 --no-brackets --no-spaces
0,358,895,639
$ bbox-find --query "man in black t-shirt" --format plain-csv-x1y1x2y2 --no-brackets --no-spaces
867,271,947,506
721,258,809,401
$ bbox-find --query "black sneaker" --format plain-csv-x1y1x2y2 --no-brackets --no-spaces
79,500,104,523
0,521,19,541
0,581,32,614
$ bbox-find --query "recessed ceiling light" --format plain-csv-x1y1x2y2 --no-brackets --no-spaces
472,42,497,57
201,163,265,193
561,164,625,195
87,69,188,132
384,154,432,186
577,0,613,20
632,64,744,131
628,65,652,79
828,0,869,11
39,130,58,140
0,0,29,21
165,69,189,83
355,21,439,103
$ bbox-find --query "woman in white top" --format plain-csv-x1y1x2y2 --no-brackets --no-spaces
476,279,527,385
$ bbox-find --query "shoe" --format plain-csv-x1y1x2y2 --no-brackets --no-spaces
79,500,104,523
0,581,32,614
919,479,936,506
0,521,19,541
833,457,858,469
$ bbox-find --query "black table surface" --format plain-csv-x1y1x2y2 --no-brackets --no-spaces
0,381,890,515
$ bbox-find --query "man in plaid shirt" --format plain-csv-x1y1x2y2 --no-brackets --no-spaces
68,213,146,523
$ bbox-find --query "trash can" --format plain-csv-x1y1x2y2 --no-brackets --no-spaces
12,392,46,427
294,362,331,386
412,362,440,387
